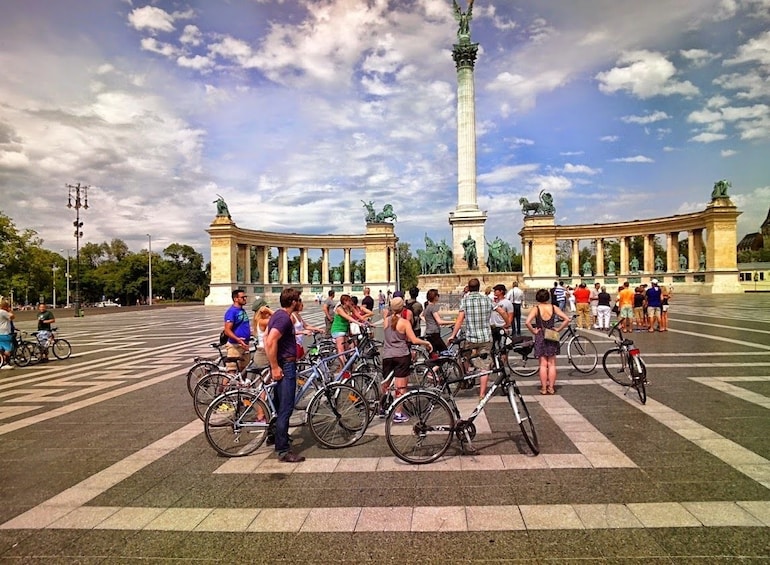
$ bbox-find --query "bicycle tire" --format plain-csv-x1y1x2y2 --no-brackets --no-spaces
294,366,321,416
425,358,465,396
632,356,647,405
204,391,269,457
567,335,597,373
506,349,539,377
186,360,219,397
51,339,72,360
385,389,454,465
602,348,633,386
307,382,369,448
507,383,539,455
348,371,379,423
193,373,235,420
14,343,34,367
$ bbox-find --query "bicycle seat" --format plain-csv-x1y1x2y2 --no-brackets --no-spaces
621,339,635,347
209,342,221,348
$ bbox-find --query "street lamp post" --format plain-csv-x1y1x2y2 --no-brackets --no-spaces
62,249,73,308
147,234,152,306
66,183,89,316
52,264,59,307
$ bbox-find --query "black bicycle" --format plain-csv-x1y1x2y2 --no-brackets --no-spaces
602,321,647,404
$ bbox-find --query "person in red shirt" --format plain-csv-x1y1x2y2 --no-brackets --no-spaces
572,283,591,329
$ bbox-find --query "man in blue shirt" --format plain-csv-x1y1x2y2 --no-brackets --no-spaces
223,289,251,373
645,279,663,332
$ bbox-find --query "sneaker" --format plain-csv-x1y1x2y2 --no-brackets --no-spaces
392,412,410,423
0,365,13,370
378,408,386,419
278,451,305,463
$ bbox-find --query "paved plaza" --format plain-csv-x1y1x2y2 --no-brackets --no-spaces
0,294,768,562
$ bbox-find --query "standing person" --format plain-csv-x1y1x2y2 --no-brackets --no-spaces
633,286,646,332
596,286,613,330
223,290,251,374
490,284,513,350
382,297,433,422
330,295,365,373
0,300,15,369
646,279,663,332
378,290,386,315
660,284,671,331
265,287,305,463
554,282,566,312
322,290,336,336
423,289,454,354
572,283,591,329
251,298,273,368
567,286,576,314
505,281,525,336
405,287,423,337
525,289,570,395
447,278,508,400
361,287,375,314
36,303,56,362
617,281,635,333
589,282,601,328
291,297,322,359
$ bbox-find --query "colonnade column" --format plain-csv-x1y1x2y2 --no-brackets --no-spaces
522,240,530,277
571,239,580,278
300,249,309,284
667,232,678,272
343,248,351,284
322,249,330,285
595,238,604,276
245,246,252,284
620,237,629,275
688,231,697,272
643,235,654,273
278,248,287,284
260,247,269,285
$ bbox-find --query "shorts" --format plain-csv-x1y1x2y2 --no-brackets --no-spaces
0,334,13,354
649,307,661,318
331,331,348,339
633,307,644,319
590,303,598,316
226,343,250,371
620,306,634,319
662,305,669,312
467,341,492,371
383,354,411,379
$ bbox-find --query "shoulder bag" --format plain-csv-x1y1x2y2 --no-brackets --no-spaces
537,306,561,343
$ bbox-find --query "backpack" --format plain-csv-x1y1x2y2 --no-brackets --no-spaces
406,299,421,331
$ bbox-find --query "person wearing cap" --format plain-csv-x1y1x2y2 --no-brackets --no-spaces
251,297,273,368
645,279,663,332
382,297,433,423
447,278,508,399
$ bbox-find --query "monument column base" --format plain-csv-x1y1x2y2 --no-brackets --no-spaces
449,208,487,271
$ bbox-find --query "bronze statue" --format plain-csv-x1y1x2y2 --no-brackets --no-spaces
453,0,474,39
462,234,478,270
213,194,230,218
361,200,376,223
519,190,555,216
375,203,398,223
711,179,731,200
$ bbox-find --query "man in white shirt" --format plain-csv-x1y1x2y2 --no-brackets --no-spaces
490,284,513,349
505,281,525,336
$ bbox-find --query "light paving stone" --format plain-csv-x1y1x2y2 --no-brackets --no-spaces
376,456,415,472
573,504,645,529
46,506,121,529
626,502,701,528
677,427,724,441
99,507,166,530
335,457,380,473
501,454,549,469
41,487,106,508
681,501,765,527
694,439,768,466
519,504,584,530
247,508,309,532
466,505,525,531
415,456,463,472
256,457,296,474
737,501,770,526
411,506,467,531
143,507,213,531
301,507,361,532
734,463,770,482
193,508,260,531
213,454,265,474
355,506,412,532
543,454,591,468
567,431,610,442
293,457,340,473
459,454,505,471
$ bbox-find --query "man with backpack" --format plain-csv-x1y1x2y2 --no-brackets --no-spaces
405,287,423,337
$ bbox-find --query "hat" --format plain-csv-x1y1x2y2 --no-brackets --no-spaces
251,297,268,312
390,297,405,312
392,290,404,298
651,279,658,285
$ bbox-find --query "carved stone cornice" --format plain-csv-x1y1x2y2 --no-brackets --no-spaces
452,42,479,70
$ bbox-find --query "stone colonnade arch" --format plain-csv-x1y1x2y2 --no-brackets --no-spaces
205,216,398,306
520,197,742,294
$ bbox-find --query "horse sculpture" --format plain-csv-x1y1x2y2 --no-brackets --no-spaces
519,191,555,216
375,204,397,223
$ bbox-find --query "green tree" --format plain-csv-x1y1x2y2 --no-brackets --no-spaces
397,242,420,290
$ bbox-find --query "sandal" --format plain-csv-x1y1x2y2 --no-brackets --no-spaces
547,386,556,395
540,387,548,395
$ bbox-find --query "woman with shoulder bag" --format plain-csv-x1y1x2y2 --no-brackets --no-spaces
525,289,570,395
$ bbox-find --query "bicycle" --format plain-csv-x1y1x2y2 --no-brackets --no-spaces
186,337,255,397
2,331,35,367
28,327,72,362
203,360,370,456
602,321,647,404
384,339,539,464
505,316,598,375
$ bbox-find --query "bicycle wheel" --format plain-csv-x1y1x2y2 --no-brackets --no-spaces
506,383,539,455
385,390,454,465
307,383,369,448
294,366,321,415
186,360,219,396
348,371,379,422
602,348,633,386
14,343,34,367
423,358,465,396
51,339,72,360
193,373,235,420
631,356,647,405
567,335,597,373
204,391,269,457
506,349,539,377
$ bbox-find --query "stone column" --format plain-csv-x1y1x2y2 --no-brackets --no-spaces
245,245,252,284
571,239,580,279
343,248,351,284
643,235,654,273
703,198,742,292
595,238,604,277
322,249,330,285
620,237,629,275
688,231,697,273
279,247,288,284
259,247,269,285
522,239,530,278
300,248,309,285
667,232,678,273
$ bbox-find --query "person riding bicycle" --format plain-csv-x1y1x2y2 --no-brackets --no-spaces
0,300,15,369
36,303,55,362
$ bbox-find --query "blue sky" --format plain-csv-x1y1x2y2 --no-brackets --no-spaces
1,0,768,264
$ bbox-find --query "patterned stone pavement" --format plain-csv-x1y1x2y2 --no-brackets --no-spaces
0,294,768,562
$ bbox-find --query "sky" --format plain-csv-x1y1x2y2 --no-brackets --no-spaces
1,0,769,264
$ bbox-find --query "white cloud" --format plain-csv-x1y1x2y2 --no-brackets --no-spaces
600,135,619,142
478,164,540,184
680,48,719,67
562,163,600,175
610,155,654,163
621,110,670,124
177,55,212,71
724,30,770,66
0,150,29,169
128,6,176,33
180,25,202,47
560,150,584,156
721,149,737,156
690,132,728,142
596,50,699,99
140,37,179,58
